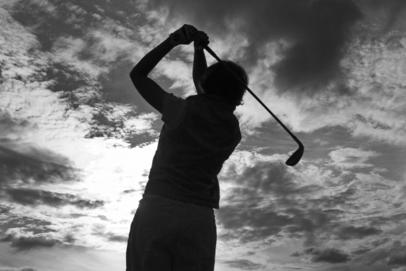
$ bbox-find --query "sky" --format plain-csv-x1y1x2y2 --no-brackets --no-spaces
0,0,405,270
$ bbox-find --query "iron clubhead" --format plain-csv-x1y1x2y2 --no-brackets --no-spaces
285,143,304,166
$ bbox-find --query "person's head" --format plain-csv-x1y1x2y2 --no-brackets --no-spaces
201,61,248,106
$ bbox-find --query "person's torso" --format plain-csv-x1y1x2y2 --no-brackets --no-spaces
145,95,241,208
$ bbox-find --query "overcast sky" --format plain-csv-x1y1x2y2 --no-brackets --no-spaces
0,0,406,270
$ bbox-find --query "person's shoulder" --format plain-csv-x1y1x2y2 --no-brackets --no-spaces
185,94,209,108
186,94,203,101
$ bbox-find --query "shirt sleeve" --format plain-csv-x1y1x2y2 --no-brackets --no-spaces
161,93,187,128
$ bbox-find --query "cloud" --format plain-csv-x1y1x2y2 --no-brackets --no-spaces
305,247,351,263
146,0,361,90
0,7,46,83
52,36,108,78
0,204,11,215
240,31,406,144
387,242,406,266
217,161,331,243
329,148,379,169
0,267,37,271
8,0,100,51
356,0,406,33
1,234,59,251
222,259,264,270
45,62,95,93
389,253,406,266
106,233,127,243
0,145,80,185
4,188,104,209
0,215,53,233
217,150,405,263
133,0,406,149
85,103,159,147
336,225,382,240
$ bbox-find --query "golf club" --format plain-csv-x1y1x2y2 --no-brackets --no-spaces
204,45,304,166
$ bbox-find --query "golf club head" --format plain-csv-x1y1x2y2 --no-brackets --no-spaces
285,143,304,166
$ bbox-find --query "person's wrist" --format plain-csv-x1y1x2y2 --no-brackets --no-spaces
167,34,179,48
194,42,205,50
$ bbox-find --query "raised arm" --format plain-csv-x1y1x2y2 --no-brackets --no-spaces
130,38,174,112
193,31,209,95
130,24,197,112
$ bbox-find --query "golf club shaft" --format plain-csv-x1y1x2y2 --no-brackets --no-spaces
204,45,302,147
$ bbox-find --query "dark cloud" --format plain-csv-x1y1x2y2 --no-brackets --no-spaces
8,0,138,51
5,188,104,209
0,216,54,236
46,63,94,93
308,182,357,210
106,233,128,243
147,0,361,91
0,267,38,271
63,233,76,244
1,234,59,251
85,103,158,147
10,1,83,51
388,252,406,266
217,160,385,248
223,259,264,270
218,205,293,242
388,254,406,266
0,145,80,185
217,162,335,243
98,61,140,104
305,247,351,263
0,115,30,135
122,189,136,194
356,0,406,32
387,242,406,266
0,204,11,215
336,225,382,240
346,242,406,268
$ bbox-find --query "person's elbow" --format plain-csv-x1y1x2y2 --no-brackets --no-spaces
130,67,145,85
130,67,141,79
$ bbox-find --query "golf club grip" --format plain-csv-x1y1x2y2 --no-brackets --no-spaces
204,46,303,147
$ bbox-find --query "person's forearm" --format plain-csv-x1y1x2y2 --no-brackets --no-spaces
131,38,175,77
193,46,207,83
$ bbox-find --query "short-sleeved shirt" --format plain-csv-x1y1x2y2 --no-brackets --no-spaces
144,93,241,209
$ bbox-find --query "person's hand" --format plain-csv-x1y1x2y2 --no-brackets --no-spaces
194,31,209,49
169,24,197,46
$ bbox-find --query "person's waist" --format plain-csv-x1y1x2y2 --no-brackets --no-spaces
144,176,220,209
142,193,214,211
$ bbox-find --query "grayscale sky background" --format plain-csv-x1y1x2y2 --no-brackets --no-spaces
0,0,406,270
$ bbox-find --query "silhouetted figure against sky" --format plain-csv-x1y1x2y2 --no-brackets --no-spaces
126,24,248,271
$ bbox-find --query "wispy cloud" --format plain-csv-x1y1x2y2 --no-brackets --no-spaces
0,267,37,271
4,188,103,209
2,234,59,251
222,259,264,270
0,145,80,185
216,149,406,269
305,247,351,263
329,147,379,169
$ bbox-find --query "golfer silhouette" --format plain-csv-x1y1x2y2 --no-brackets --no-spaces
127,24,248,271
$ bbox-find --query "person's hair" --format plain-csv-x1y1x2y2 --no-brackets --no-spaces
201,61,248,106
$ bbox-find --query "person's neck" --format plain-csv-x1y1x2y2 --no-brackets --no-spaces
204,94,236,111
